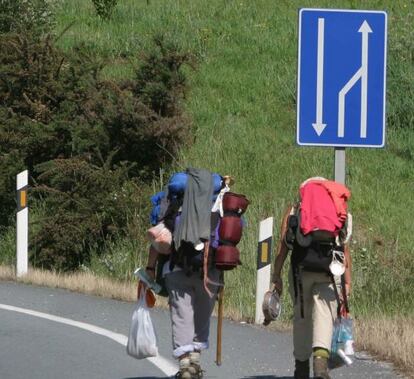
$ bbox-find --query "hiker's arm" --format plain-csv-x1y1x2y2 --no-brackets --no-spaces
271,242,288,294
271,207,291,294
145,245,159,281
137,246,158,299
344,242,352,296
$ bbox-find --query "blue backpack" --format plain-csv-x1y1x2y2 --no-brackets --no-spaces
149,171,223,225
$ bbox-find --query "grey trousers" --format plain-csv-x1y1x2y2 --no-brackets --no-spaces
165,269,220,358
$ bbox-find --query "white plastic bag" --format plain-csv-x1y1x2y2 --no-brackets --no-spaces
126,291,158,359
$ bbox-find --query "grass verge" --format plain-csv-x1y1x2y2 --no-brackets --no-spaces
0,265,140,303
356,317,414,378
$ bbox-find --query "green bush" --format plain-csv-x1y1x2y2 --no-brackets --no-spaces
31,158,138,270
134,35,196,118
0,32,194,270
92,0,118,20
0,225,16,266
0,0,56,37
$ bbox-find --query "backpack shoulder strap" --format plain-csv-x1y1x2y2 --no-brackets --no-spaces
281,205,296,250
338,212,352,245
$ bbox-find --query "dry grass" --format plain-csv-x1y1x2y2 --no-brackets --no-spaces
0,265,168,307
355,317,414,378
0,265,412,377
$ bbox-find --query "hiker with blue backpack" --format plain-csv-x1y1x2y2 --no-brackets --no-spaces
144,168,249,379
270,177,352,379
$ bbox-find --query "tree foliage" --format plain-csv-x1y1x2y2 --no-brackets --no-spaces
0,0,56,37
0,31,194,270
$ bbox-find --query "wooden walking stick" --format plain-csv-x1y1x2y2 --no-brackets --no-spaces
216,274,224,366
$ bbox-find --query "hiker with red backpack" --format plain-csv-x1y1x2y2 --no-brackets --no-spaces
143,168,249,379
270,177,352,379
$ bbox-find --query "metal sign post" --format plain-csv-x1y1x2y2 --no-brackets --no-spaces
16,170,29,277
334,147,346,184
255,217,273,325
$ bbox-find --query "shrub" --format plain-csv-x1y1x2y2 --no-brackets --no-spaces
0,33,194,269
31,158,138,270
0,150,26,226
92,0,118,20
0,0,56,37
0,225,16,266
134,35,196,118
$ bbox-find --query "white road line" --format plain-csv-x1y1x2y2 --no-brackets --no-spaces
0,303,177,377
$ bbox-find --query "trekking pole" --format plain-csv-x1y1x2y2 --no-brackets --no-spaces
216,274,224,366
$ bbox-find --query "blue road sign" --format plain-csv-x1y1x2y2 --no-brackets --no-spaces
297,9,388,147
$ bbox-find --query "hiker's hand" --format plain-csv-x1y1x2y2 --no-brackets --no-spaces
272,276,283,295
145,267,156,281
137,280,146,299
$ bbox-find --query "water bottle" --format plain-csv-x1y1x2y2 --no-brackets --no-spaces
344,338,354,355
338,317,354,365
337,349,353,366
341,318,355,355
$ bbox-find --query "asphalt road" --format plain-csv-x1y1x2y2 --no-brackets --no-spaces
0,281,403,379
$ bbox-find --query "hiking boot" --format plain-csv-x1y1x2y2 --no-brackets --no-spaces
189,351,203,378
294,359,310,379
175,368,193,379
175,355,196,379
313,356,331,379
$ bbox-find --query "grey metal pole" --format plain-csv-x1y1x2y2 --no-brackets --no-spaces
334,147,346,184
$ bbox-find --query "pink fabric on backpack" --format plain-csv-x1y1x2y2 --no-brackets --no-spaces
300,182,343,235
319,181,351,223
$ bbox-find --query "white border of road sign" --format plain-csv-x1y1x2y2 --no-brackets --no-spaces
297,8,388,148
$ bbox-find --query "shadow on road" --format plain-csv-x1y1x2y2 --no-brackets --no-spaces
122,376,293,379
123,377,293,379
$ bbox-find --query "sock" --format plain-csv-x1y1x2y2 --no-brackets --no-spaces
313,347,329,359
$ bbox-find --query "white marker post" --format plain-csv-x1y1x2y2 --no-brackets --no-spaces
255,217,273,325
16,170,29,277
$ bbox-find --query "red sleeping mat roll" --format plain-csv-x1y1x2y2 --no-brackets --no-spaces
222,192,250,214
218,216,242,244
215,245,240,271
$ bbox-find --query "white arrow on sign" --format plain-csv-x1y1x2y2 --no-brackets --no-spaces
338,20,372,138
312,18,327,136
359,20,372,138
